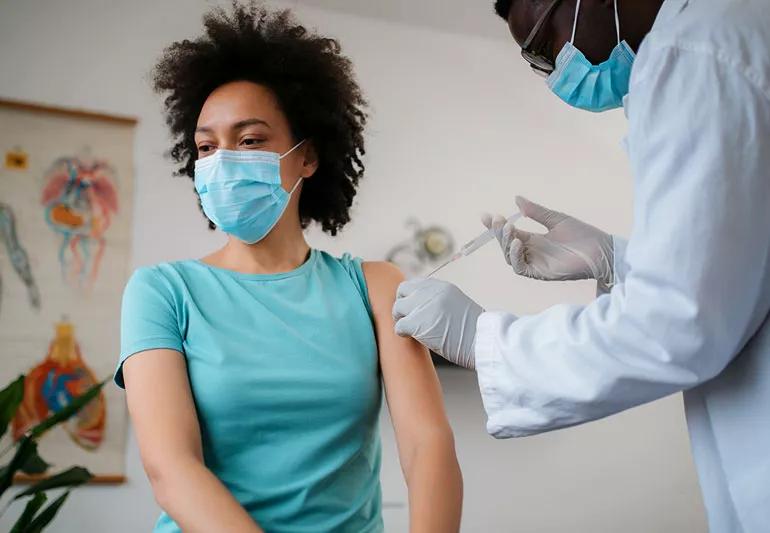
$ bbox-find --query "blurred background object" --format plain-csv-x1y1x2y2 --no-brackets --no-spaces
385,217,455,278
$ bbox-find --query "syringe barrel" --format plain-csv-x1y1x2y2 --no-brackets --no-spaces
460,231,495,255
460,212,522,256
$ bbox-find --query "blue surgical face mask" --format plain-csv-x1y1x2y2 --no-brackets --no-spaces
194,140,305,244
547,0,635,112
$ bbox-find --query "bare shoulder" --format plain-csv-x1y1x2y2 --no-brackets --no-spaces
362,260,403,283
361,261,404,311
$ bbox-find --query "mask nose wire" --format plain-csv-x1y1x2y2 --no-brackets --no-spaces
571,0,621,46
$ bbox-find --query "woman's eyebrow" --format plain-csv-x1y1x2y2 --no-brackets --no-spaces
195,118,271,134
233,118,271,130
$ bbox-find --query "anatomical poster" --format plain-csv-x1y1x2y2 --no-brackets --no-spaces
0,99,135,482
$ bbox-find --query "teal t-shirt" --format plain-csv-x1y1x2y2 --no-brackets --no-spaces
115,250,383,533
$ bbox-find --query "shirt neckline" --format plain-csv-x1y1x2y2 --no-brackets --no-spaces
193,249,318,281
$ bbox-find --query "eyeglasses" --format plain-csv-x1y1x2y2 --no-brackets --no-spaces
520,0,564,77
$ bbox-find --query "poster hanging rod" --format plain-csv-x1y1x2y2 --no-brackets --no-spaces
0,98,138,125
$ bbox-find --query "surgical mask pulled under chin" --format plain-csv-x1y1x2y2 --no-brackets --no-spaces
547,0,635,112
194,140,305,244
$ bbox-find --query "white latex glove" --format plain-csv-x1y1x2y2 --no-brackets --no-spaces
392,278,484,369
482,196,614,288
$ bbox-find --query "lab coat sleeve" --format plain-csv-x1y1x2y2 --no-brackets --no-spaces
475,45,770,438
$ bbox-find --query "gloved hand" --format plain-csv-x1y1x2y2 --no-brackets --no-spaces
482,196,615,289
393,278,484,369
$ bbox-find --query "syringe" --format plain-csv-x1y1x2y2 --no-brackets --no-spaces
427,212,522,278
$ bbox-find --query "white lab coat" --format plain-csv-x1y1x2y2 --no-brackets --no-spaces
474,0,770,530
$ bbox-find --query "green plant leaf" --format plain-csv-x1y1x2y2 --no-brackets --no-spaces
13,466,92,500
9,492,47,533
28,380,106,440
0,440,48,487
20,443,49,475
24,490,70,533
0,437,35,497
0,375,25,440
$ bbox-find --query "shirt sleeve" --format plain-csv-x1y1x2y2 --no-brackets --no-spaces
339,253,374,319
475,44,770,438
114,266,184,389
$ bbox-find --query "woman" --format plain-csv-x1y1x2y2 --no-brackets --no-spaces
115,3,462,532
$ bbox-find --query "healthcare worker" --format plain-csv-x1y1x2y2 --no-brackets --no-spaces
393,0,770,530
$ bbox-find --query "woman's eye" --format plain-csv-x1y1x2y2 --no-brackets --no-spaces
240,138,264,148
198,144,215,154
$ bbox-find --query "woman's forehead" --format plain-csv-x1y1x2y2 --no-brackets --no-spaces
196,81,283,130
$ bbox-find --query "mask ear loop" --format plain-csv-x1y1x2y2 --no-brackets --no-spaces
288,174,304,196
572,0,621,46
279,139,308,195
279,139,306,160
570,0,581,43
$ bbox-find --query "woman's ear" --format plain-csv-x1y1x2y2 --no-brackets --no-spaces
301,141,320,179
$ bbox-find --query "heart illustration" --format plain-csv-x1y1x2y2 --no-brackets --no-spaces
13,320,106,450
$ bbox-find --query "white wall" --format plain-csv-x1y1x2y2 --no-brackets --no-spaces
0,0,707,531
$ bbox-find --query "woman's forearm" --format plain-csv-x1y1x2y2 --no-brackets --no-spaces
149,457,263,533
405,434,463,533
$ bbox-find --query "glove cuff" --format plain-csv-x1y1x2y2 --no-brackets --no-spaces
596,234,623,296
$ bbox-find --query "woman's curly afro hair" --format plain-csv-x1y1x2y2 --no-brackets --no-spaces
152,1,367,235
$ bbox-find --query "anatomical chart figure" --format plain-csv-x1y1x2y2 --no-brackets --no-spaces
0,203,41,316
41,157,119,289
12,319,106,450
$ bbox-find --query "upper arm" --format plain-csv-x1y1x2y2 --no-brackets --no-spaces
362,262,453,449
123,349,203,476
118,267,200,472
